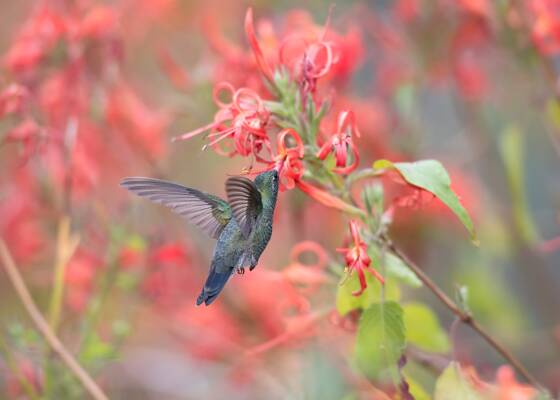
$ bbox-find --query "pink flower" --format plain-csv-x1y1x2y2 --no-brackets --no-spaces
173,82,272,163
337,220,384,296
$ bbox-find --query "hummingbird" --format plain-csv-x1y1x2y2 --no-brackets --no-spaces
120,169,279,306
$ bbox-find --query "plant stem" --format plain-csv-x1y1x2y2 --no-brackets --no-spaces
48,217,80,332
0,240,109,400
385,238,548,394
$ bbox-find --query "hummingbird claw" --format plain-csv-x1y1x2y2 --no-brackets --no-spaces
236,266,245,275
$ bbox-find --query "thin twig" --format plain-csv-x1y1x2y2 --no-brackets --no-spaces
0,240,109,400
385,238,548,394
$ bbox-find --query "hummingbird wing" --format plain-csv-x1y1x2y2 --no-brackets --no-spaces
225,176,263,239
120,177,231,239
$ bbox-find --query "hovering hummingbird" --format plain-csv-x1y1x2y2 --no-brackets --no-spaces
120,170,279,306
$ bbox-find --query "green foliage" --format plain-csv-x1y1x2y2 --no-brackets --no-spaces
373,159,477,243
336,271,400,316
80,332,115,365
354,301,406,382
434,362,482,400
499,125,539,245
405,374,431,400
369,248,422,288
403,302,450,353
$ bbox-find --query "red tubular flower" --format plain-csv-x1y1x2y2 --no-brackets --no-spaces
173,83,272,163
272,128,304,190
337,220,384,296
316,110,360,174
278,12,338,96
245,8,276,86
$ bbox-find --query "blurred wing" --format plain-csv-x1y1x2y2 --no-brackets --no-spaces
120,177,231,239
225,176,262,239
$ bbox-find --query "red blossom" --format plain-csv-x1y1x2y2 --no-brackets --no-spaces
490,366,537,400
281,241,330,294
529,0,560,54
0,84,29,117
157,46,191,91
106,82,169,161
173,82,272,163
64,249,104,312
316,110,360,174
245,8,276,87
4,5,66,75
272,128,305,190
337,220,384,296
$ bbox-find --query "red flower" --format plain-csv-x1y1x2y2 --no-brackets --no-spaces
316,110,360,174
337,220,384,296
106,82,169,161
64,249,103,312
4,5,66,75
529,0,560,55
173,82,272,163
0,84,29,117
245,8,276,87
272,128,305,190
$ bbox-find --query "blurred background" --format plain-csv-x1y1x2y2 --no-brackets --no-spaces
0,0,559,399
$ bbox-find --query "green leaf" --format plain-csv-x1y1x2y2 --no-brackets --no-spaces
403,302,450,352
405,375,431,400
354,301,405,382
499,125,539,245
434,362,483,400
336,271,400,316
373,159,477,244
369,248,422,288
80,333,114,364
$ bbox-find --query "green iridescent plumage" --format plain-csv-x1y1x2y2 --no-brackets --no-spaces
120,170,279,306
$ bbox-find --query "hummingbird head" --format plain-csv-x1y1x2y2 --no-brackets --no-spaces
254,169,279,206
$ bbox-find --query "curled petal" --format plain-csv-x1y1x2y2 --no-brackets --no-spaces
305,42,334,79
212,82,236,109
245,8,275,85
277,128,304,158
290,241,328,270
233,87,263,112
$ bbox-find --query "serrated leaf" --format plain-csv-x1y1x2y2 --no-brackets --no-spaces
434,362,483,400
373,159,477,244
403,302,450,352
336,271,400,316
355,301,406,382
369,248,422,288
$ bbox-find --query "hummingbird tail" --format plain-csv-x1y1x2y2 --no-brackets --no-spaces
196,268,234,306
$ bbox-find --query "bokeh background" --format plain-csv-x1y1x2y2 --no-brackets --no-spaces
0,0,559,399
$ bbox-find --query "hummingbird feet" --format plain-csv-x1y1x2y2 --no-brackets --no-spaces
236,266,245,275
249,255,258,271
